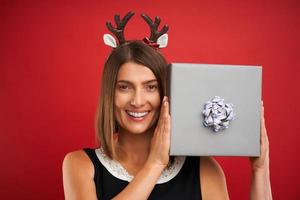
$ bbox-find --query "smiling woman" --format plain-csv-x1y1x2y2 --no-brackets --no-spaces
62,12,272,200
97,41,168,159
114,62,161,135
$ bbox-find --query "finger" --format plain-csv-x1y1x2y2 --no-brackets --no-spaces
162,100,170,132
260,103,269,148
261,102,265,119
261,104,266,136
260,102,265,128
160,99,169,137
161,114,166,139
157,96,167,128
164,112,171,138
155,96,168,136
164,96,169,117
164,115,171,153
160,96,168,115
262,117,269,145
165,99,171,136
159,111,171,154
156,100,170,142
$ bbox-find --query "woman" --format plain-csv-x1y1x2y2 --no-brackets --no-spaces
63,12,272,200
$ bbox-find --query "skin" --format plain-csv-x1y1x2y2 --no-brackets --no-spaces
249,102,273,200
113,62,163,174
62,62,272,200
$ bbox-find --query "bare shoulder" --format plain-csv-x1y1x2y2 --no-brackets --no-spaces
62,150,97,200
200,157,229,200
63,150,94,175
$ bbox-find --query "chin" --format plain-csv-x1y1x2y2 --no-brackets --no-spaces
125,124,152,135
122,120,156,135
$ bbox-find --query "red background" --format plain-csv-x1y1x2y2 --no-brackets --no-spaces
1,0,299,199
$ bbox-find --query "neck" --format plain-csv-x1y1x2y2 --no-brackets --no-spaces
115,127,154,166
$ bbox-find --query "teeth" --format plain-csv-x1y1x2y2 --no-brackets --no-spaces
127,111,149,118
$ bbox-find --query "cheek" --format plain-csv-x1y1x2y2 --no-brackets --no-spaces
114,93,121,109
148,93,161,128
149,92,161,112
114,93,127,122
114,92,135,123
114,92,130,108
153,93,161,107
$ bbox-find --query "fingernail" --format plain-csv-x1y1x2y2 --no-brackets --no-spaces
164,99,168,106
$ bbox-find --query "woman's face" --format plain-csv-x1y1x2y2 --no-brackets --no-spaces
114,61,161,135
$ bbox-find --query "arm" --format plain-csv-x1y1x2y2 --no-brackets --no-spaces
111,163,164,200
249,102,272,199
200,157,230,200
62,150,98,200
112,96,171,200
250,167,272,200
62,97,171,200
63,151,166,200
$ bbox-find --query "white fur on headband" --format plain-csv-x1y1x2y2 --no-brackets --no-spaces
157,34,168,48
103,34,117,48
103,33,168,48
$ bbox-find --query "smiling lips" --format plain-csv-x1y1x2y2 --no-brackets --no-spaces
126,110,150,121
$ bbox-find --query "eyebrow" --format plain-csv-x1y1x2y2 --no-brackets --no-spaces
117,79,158,84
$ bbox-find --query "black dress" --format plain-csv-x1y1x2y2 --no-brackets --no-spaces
83,148,202,200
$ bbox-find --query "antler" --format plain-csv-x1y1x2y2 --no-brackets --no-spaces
141,13,169,42
106,11,135,45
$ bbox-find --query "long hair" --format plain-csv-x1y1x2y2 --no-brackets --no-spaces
96,41,168,159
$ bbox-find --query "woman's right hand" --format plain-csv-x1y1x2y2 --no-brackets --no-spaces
146,96,171,168
112,97,171,199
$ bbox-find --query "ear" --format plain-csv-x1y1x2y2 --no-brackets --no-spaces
157,34,168,48
103,34,117,48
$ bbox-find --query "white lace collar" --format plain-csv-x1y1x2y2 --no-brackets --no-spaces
95,148,186,184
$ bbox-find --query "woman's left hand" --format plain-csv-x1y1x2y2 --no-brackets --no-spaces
249,101,270,171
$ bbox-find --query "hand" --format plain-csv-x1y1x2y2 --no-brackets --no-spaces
249,101,270,171
146,96,171,168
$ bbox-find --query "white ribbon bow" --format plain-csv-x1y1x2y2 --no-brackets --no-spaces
202,96,234,132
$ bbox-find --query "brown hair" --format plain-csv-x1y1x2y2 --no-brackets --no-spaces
96,41,168,159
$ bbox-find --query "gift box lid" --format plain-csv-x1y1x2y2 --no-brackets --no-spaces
168,63,262,156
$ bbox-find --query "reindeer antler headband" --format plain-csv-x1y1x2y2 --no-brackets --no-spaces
103,11,169,49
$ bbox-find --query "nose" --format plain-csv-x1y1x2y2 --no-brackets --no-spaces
130,88,146,107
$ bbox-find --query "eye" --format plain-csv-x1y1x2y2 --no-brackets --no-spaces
118,84,131,91
146,84,158,91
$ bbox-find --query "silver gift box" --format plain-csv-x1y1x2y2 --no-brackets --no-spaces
168,63,262,156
